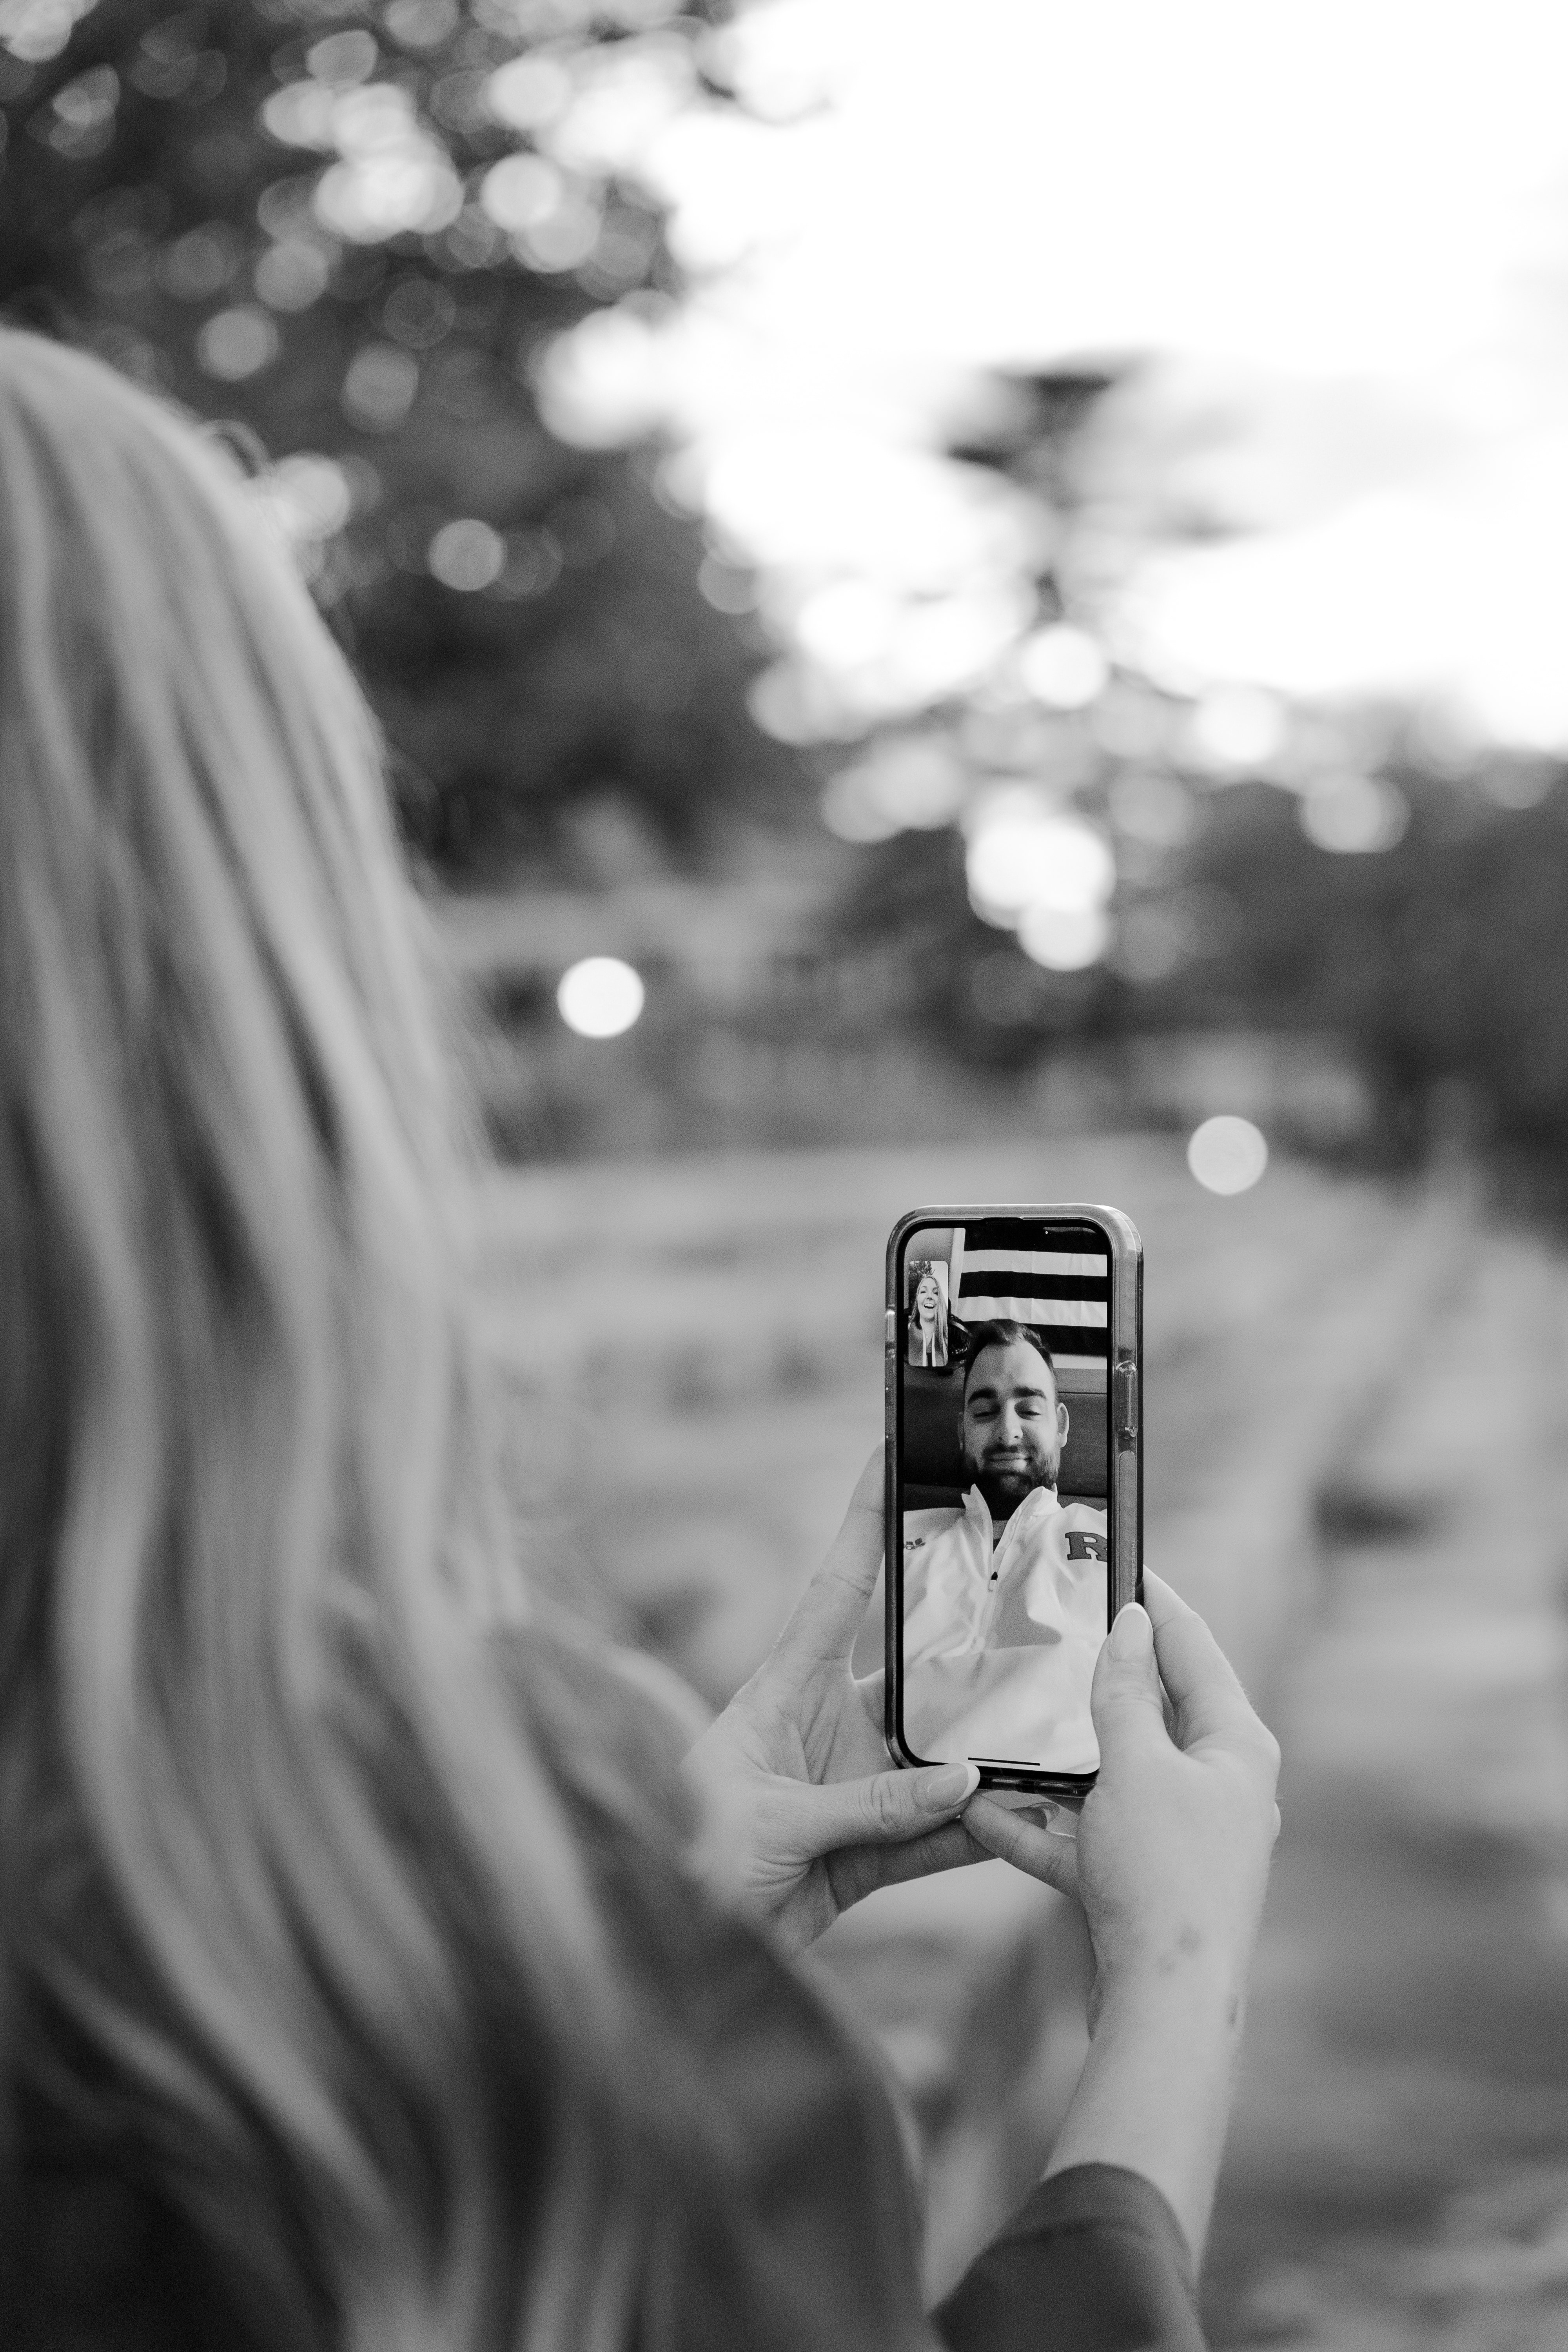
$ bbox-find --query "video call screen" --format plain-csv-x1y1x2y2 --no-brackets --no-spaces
895,1218,1111,1777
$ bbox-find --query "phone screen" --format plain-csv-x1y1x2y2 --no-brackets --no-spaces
893,1216,1112,1779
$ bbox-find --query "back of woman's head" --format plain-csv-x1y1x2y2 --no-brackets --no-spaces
0,330,882,2352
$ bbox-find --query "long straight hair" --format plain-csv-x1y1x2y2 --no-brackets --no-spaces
0,331,904,2352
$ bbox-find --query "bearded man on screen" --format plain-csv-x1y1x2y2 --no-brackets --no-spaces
900,1320,1107,1775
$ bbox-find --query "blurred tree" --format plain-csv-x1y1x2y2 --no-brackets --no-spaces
824,825,1112,1073
945,367,1118,586
817,364,1568,1200
0,0,809,882
820,369,1124,1065
1147,768,1568,1189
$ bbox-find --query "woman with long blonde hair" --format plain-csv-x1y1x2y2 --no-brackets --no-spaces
0,329,1279,2352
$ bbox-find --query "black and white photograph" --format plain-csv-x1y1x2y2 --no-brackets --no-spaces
5,4,1568,2348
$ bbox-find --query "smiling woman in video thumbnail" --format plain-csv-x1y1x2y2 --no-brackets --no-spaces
906,1256,949,1367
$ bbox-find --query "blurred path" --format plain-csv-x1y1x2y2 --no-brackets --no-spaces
1203,1226,1568,2350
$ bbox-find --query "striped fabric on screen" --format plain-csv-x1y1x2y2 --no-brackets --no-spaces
951,1220,1109,1379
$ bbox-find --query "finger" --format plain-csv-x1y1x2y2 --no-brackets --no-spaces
962,1795,1081,1900
1090,1602,1168,1760
827,1816,990,1911
1139,1567,1197,1621
786,1758,980,1854
1140,1572,1269,1751
773,1447,886,1667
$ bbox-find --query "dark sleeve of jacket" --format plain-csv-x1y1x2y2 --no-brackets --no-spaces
932,2163,1207,2352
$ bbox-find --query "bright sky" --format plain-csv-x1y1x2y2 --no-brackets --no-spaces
686,0,1568,376
546,0,1568,749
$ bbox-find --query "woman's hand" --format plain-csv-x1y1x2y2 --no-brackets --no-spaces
964,1570,1280,1990
681,1450,989,1954
963,1569,1281,2262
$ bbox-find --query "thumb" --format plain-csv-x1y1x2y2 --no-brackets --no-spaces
1091,1602,1167,1756
793,1760,982,1854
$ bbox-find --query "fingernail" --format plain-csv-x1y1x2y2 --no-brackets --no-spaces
1110,1603,1152,1660
919,1762,980,1810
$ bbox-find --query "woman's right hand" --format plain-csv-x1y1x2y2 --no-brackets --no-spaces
967,1568,1280,2006
962,1569,1281,2261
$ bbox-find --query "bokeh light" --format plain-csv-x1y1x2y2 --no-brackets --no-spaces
316,146,463,241
701,2,835,122
533,304,669,447
304,82,464,242
260,82,338,149
485,52,575,132
820,773,900,844
1298,772,1410,852
489,527,564,600
1018,905,1111,971
428,519,506,592
255,239,330,311
253,454,354,556
196,306,279,380
795,577,899,668
1185,686,1288,775
383,0,459,50
557,957,646,1039
341,344,419,430
159,225,240,301
1017,625,1110,710
745,661,853,745
2,0,99,62
481,152,565,233
697,554,758,613
518,191,603,274
965,793,1116,930
316,30,376,77
547,33,696,178
821,737,967,840
1187,1115,1269,1195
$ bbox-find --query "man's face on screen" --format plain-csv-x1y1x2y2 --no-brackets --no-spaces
962,1341,1067,1520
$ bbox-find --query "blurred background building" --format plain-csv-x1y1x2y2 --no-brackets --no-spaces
7,4,1568,2344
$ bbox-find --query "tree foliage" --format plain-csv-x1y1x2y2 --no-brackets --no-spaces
824,369,1568,1187
0,0,807,882
1157,770,1568,1178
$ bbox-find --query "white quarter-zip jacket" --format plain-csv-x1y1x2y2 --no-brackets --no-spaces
899,1483,1107,1773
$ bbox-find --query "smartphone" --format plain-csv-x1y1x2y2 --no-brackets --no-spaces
884,1204,1143,1800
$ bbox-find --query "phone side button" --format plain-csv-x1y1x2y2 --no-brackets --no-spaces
885,1308,896,1347
1113,1361,1139,1440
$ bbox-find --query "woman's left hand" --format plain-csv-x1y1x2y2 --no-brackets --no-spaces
681,1448,989,1953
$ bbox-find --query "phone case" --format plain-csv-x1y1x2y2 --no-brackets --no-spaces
884,1202,1143,1798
